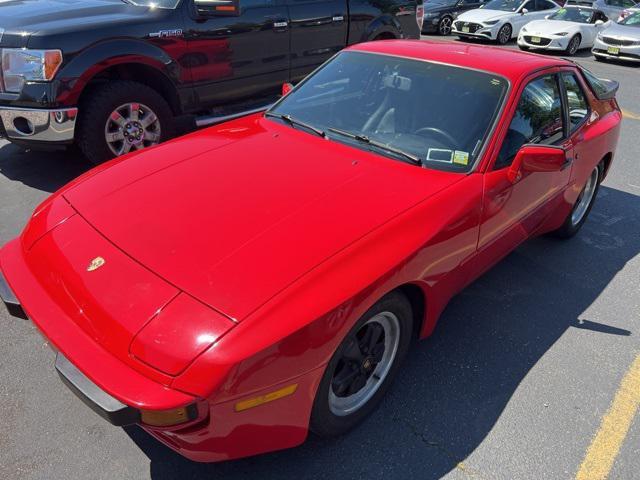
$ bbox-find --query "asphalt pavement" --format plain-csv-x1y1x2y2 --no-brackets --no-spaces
1,38,639,479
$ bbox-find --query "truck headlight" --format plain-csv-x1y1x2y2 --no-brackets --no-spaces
1,49,63,93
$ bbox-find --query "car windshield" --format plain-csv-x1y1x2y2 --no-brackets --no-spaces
619,11,640,25
268,52,508,173
484,0,525,11
549,7,594,22
122,0,181,8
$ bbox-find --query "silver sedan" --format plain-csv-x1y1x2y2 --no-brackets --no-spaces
592,9,640,61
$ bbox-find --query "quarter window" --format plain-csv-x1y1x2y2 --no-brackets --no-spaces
495,74,564,169
561,73,589,132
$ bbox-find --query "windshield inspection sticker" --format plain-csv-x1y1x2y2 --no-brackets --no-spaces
427,148,454,163
453,151,470,166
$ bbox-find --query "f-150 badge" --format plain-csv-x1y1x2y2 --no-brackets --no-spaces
149,29,183,38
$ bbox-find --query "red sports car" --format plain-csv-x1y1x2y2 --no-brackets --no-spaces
0,40,621,462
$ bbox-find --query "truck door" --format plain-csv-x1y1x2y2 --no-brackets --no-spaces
182,0,290,109
286,0,349,82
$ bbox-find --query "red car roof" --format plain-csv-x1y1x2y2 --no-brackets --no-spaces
348,40,572,81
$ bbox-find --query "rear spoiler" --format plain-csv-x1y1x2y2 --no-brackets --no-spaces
593,78,620,101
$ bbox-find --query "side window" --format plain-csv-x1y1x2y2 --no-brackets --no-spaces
622,0,635,7
495,75,564,169
522,0,534,10
562,73,589,132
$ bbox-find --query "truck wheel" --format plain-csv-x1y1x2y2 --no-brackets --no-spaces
76,81,175,165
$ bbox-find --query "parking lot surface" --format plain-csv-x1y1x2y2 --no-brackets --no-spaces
1,38,639,479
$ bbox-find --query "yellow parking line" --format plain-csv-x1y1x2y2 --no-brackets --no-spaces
622,109,640,121
575,354,640,480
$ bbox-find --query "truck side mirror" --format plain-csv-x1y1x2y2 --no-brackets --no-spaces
193,0,240,17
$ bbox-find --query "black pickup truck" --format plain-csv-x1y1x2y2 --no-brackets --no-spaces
0,0,423,164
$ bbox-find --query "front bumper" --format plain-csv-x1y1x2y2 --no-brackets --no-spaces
55,353,143,426
518,35,570,51
0,106,78,143
2,271,139,426
592,38,640,62
452,23,498,40
0,269,27,319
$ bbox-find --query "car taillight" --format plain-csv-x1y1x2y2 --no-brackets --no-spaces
416,1,425,31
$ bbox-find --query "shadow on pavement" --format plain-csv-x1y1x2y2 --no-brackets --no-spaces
121,185,638,480
0,142,91,193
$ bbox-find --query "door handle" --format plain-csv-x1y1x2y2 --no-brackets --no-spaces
332,15,345,22
273,21,289,29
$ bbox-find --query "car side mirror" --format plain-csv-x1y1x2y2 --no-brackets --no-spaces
508,145,567,183
545,14,551,19
595,19,605,25
282,83,294,97
193,0,240,17
521,8,529,14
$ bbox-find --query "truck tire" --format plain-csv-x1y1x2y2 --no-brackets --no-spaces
76,80,175,165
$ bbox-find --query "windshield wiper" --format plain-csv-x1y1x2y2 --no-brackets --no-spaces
264,112,327,139
328,127,422,165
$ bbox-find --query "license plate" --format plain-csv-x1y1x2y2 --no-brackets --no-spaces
462,26,469,33
531,36,541,44
607,46,620,55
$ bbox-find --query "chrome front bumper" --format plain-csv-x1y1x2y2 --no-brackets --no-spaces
0,107,78,143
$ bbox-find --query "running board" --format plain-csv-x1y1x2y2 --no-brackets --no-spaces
195,104,273,128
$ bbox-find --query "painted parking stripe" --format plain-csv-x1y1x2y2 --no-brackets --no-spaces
575,354,640,480
622,109,640,121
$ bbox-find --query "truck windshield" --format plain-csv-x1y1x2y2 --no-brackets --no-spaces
123,0,181,8
268,51,508,173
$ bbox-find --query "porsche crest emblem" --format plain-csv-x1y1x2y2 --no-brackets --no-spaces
87,257,106,272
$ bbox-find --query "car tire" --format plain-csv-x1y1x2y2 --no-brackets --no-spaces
310,291,414,437
566,34,581,55
553,163,603,239
497,24,512,45
76,80,175,165
438,16,453,36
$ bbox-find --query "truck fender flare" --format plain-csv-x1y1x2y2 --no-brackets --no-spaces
55,39,183,106
362,14,403,42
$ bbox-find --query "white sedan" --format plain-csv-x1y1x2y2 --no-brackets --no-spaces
518,6,610,54
453,0,561,44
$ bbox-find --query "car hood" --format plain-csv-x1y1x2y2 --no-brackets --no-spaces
458,8,514,22
424,2,454,13
63,116,462,322
601,23,640,39
0,0,158,47
522,19,582,34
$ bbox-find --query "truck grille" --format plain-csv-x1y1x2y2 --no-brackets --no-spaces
455,22,482,34
601,36,638,47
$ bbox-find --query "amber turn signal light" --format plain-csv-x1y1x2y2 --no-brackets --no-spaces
140,404,198,427
234,384,298,412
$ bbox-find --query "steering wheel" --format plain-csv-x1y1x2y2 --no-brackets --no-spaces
414,126,458,148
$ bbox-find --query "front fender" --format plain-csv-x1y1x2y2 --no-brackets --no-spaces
52,39,183,105
172,175,483,401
